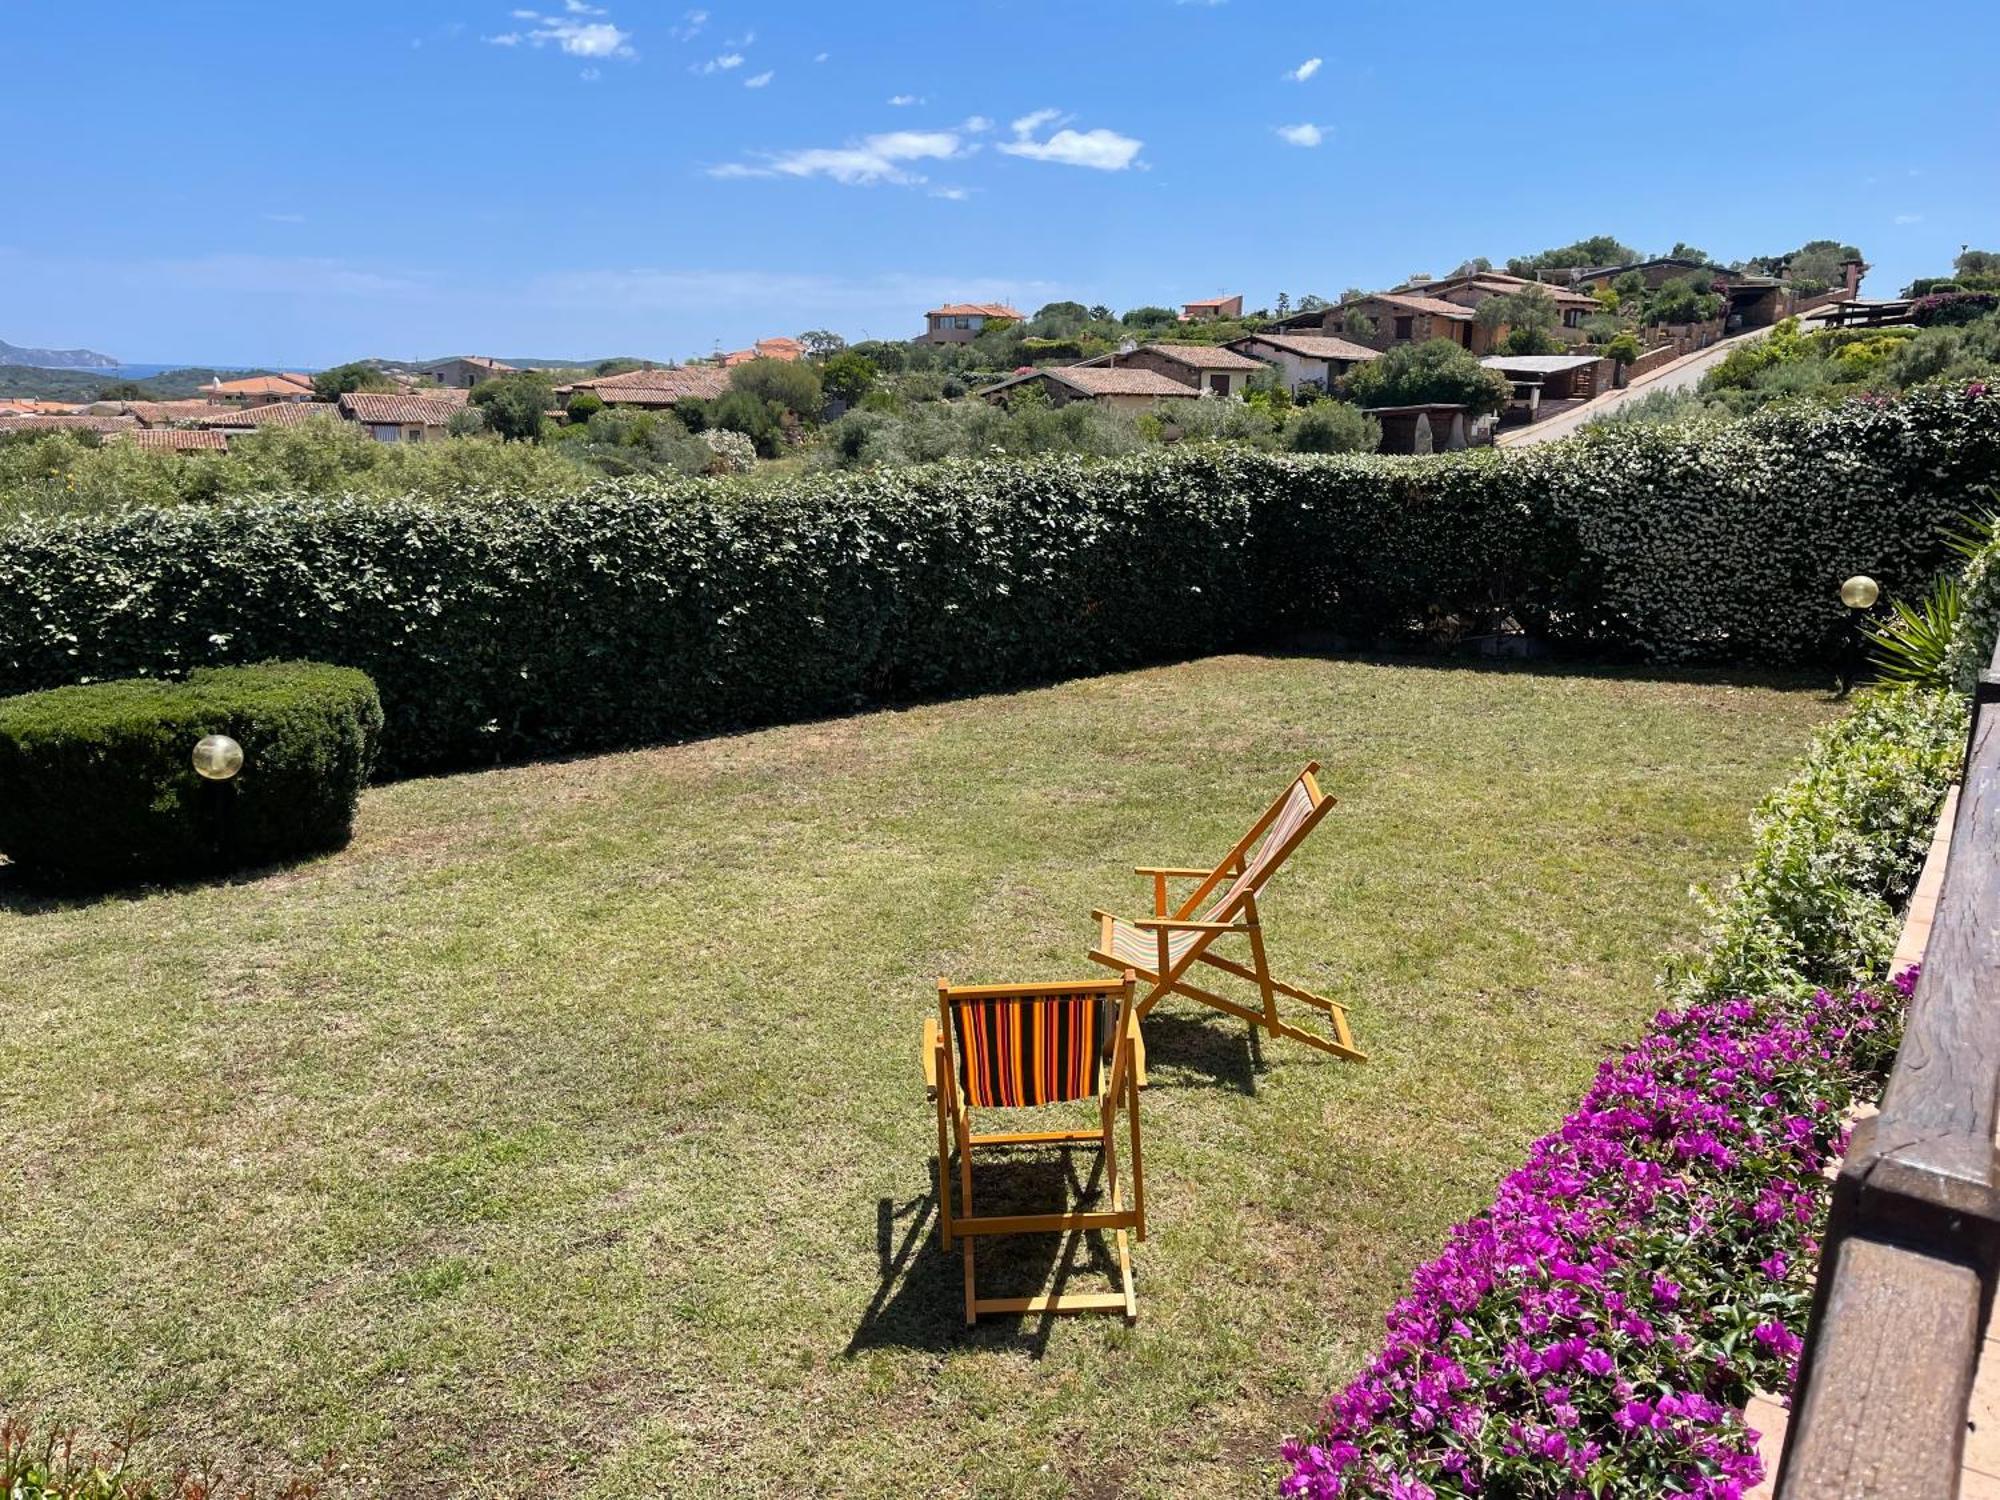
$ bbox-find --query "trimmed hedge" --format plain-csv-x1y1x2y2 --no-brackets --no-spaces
0,661,382,881
0,385,1994,777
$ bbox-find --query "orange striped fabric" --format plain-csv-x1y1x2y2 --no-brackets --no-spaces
952,993,1106,1107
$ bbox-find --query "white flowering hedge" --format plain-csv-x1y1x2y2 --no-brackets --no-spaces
0,385,1993,776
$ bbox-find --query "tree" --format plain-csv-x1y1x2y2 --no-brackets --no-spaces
707,388,784,456
729,356,823,419
1605,331,1642,367
798,329,846,359
1120,305,1179,329
593,357,646,376
1667,242,1711,265
820,351,878,407
1297,294,1331,313
1482,285,1561,356
1342,339,1513,417
95,380,146,400
1506,235,1637,277
470,370,554,442
1087,304,1114,322
1274,292,1292,319
1339,308,1377,341
1282,400,1379,454
312,362,397,401
565,390,606,422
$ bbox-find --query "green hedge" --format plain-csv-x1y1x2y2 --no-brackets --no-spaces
0,385,1993,777
0,661,382,881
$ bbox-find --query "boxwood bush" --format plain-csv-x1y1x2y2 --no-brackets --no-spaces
0,384,1992,777
0,661,382,882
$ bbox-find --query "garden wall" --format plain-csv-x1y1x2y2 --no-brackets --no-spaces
0,385,1994,777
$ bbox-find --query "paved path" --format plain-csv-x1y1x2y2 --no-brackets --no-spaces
1496,322,1788,447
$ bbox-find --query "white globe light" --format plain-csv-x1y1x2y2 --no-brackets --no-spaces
1840,575,1880,610
192,734,244,781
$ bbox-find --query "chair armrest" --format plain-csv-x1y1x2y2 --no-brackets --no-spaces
1132,917,1248,933
1134,866,1212,878
922,1016,940,1100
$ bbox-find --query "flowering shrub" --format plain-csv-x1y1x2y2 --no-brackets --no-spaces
1282,972,1912,1500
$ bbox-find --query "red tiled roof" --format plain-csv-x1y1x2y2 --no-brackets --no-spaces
1367,292,1475,320
980,368,1192,402
1181,295,1241,309
205,373,316,398
927,302,1023,319
566,365,731,402
1138,343,1265,372
337,392,464,426
1234,333,1382,362
119,399,221,426
0,414,137,433
120,428,232,451
0,398,83,415
201,401,340,428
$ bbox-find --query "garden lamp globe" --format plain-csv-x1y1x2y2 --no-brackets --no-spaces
1840,575,1880,610
192,734,244,781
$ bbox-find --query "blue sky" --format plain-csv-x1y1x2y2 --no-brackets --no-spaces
5,0,1997,367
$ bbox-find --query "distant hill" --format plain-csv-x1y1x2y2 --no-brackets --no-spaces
0,337,118,370
0,366,262,402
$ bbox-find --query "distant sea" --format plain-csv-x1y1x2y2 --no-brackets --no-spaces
20,362,308,378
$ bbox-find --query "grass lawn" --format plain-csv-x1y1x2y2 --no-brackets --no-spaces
0,654,1839,1498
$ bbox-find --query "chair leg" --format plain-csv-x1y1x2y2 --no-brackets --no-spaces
962,1235,978,1327
1115,1228,1137,1324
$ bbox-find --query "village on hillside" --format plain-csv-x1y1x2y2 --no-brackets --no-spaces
0,240,1886,460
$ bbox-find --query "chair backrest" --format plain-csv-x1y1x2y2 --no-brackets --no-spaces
1192,765,1334,923
943,978,1128,1109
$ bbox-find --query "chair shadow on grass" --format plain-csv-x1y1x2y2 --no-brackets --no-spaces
845,1148,1127,1358
1132,1005,1265,1096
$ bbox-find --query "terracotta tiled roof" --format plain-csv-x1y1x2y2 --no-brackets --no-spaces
0,398,83,415
1235,333,1382,362
120,428,232,451
338,393,464,426
1466,276,1600,308
928,302,1023,319
755,336,803,360
205,373,316,398
1138,343,1266,372
201,401,340,428
566,365,731,402
0,414,137,433
1048,367,1201,397
1368,292,1475,320
119,399,221,426
1181,296,1240,310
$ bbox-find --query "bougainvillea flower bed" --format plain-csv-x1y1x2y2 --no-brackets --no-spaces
1282,971,1912,1500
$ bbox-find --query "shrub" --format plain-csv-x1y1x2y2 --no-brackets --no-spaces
1344,340,1514,417
1910,291,1999,327
0,1416,324,1499
1,385,1995,777
0,661,382,882
1283,401,1379,454
699,426,757,475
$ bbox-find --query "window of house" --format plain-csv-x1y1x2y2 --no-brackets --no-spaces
1394,316,1414,340
955,316,970,329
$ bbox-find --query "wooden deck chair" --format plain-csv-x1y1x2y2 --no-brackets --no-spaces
922,972,1145,1326
1088,762,1364,1066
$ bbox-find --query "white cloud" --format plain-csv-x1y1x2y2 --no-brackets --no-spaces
580,66,601,81
1275,122,1324,147
887,94,925,107
930,187,970,201
1894,212,1924,224
726,29,756,45
711,128,968,187
961,115,993,133
744,70,773,88
1287,56,1322,82
813,51,829,62
670,9,707,41
700,51,744,71
497,10,636,59
1000,113,1143,172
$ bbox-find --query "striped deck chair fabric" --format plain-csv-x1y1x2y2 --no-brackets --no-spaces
951,991,1109,1107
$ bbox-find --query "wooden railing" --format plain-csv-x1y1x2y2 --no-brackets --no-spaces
1777,634,2000,1497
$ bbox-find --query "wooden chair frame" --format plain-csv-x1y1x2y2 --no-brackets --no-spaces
1088,762,1364,1067
922,973,1145,1326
